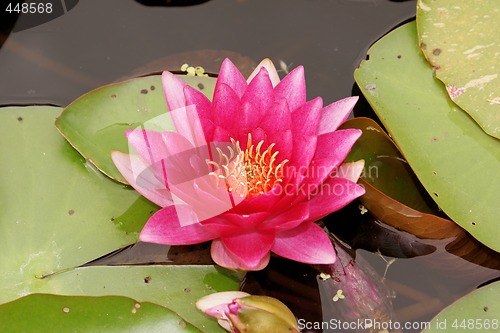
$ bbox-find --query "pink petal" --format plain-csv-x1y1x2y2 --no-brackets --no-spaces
196,291,250,317
211,239,271,271
291,97,323,137
229,187,282,215
334,160,365,183
306,177,365,221
260,202,309,231
125,130,193,165
139,205,218,245
211,126,231,144
274,66,306,112
167,177,237,223
313,129,362,169
219,212,270,228
241,67,274,122
259,98,291,136
287,97,323,168
111,151,171,207
272,222,336,264
183,85,215,139
216,232,275,270
247,58,280,87
169,104,208,148
212,82,242,134
162,71,188,112
318,96,358,135
217,58,248,99
291,129,362,197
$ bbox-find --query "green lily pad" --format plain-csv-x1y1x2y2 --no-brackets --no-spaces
0,106,242,332
0,294,201,333
354,22,500,252
36,265,241,332
417,0,500,139
0,106,157,303
422,281,500,333
55,75,217,183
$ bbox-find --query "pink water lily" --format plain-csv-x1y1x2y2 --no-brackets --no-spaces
112,58,365,271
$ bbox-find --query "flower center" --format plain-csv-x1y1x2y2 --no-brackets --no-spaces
208,134,288,198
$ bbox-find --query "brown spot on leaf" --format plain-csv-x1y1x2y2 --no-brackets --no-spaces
111,94,117,98
183,287,191,293
421,43,427,50
431,137,439,143
433,48,442,56
140,89,148,94
397,55,402,59
144,276,151,284
483,306,488,312
197,83,204,90
17,116,23,122
150,85,155,91
68,209,75,216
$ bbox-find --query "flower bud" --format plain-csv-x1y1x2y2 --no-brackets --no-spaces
196,291,299,333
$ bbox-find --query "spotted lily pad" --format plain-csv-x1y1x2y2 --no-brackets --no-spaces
354,22,500,252
0,106,156,303
0,294,201,332
0,106,241,332
55,75,217,183
417,0,500,138
422,281,500,333
36,265,241,332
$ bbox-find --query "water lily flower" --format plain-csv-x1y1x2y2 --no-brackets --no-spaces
196,291,299,333
112,58,365,271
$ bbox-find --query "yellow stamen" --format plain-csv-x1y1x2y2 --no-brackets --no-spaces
208,133,288,198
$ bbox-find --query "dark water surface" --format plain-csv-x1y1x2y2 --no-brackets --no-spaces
1,1,498,332
0,0,416,106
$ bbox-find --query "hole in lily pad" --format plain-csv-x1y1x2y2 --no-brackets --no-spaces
432,48,442,56
17,116,23,122
144,276,151,284
483,306,488,312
